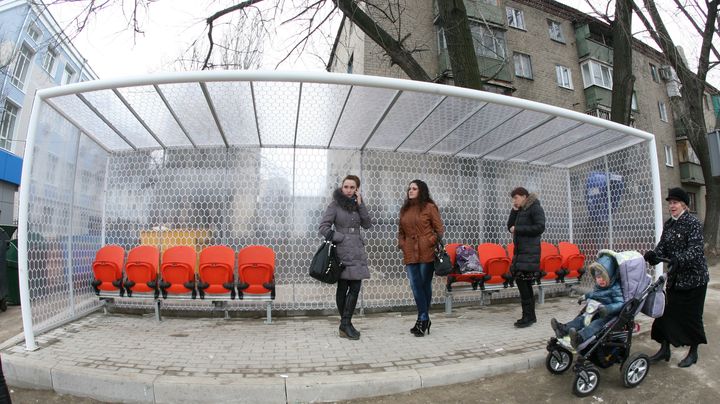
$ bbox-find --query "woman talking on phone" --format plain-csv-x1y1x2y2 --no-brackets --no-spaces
319,175,373,340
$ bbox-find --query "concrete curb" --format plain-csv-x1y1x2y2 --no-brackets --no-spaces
2,346,550,403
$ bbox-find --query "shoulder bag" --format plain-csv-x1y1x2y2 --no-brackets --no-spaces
309,230,344,284
433,236,452,276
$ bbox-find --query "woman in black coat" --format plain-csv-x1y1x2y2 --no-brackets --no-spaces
319,175,372,340
507,187,546,328
644,187,709,368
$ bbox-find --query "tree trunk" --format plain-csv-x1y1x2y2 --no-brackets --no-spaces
437,0,482,90
610,0,635,125
333,0,431,81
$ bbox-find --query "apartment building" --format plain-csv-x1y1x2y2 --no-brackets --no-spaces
329,0,719,220
0,0,98,223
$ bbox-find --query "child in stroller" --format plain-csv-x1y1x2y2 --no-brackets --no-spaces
545,250,666,397
550,254,624,349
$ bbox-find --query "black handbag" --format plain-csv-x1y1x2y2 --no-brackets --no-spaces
309,230,344,284
433,237,453,276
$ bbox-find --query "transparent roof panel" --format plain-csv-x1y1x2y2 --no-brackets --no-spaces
295,83,350,147
331,86,399,149
47,96,134,151
205,81,259,146
35,72,653,168
80,89,160,149
253,81,300,146
156,82,224,147
116,86,191,148
365,90,444,151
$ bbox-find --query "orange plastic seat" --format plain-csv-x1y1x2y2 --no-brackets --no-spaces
160,246,197,299
124,245,160,297
558,241,586,280
91,245,125,295
198,245,236,299
477,243,512,287
445,243,489,291
540,242,566,283
237,245,275,298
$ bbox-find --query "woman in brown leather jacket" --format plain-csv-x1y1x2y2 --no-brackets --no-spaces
398,180,444,337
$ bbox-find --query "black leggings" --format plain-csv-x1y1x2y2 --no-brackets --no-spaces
516,279,535,304
336,279,361,311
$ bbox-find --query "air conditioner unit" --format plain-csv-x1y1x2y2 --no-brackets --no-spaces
659,66,672,80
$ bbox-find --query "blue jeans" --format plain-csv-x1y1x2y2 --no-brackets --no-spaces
406,263,434,321
565,315,611,341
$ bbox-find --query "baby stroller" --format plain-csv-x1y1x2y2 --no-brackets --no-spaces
544,250,667,397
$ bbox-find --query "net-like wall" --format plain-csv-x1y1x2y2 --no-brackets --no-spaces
24,118,657,329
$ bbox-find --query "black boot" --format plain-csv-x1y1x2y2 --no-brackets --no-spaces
515,299,535,328
339,292,360,340
550,318,567,339
410,320,422,334
649,341,671,363
678,345,698,368
414,319,431,337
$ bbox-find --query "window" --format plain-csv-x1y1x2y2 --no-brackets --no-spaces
664,144,673,166
704,93,712,110
437,28,446,54
61,65,75,85
0,101,19,150
470,23,506,59
687,192,697,213
650,63,659,83
580,60,612,89
631,92,638,111
658,101,668,122
10,43,34,88
42,48,57,74
513,52,533,79
555,65,573,89
506,7,525,30
347,53,353,74
26,22,42,42
547,20,564,42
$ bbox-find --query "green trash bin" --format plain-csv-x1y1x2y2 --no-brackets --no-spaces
0,225,19,309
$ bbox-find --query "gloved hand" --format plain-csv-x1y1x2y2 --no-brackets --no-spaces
643,250,660,265
597,305,608,318
577,295,586,305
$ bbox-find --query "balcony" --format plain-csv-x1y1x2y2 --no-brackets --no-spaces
438,50,511,82
434,1,505,27
679,162,705,185
575,24,613,65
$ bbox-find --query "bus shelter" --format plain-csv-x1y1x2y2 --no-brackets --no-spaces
17,71,664,350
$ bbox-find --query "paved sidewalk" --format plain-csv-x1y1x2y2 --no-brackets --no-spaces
1,295,653,403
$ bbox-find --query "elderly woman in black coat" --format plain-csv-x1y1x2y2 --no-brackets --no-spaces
644,187,709,368
319,175,372,340
507,187,546,328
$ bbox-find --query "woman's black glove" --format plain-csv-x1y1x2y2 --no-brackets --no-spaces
643,250,661,265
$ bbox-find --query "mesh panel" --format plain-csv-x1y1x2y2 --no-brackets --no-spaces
24,105,658,326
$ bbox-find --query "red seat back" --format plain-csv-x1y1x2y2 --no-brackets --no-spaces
477,243,511,285
540,242,563,280
445,243,462,267
199,245,235,294
161,246,197,294
92,245,124,291
125,245,159,292
238,246,275,294
558,241,586,278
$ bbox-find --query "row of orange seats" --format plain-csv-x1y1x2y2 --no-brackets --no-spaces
91,245,275,300
444,242,586,291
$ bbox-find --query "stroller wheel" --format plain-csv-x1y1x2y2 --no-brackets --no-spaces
546,347,573,374
621,353,650,388
572,365,600,397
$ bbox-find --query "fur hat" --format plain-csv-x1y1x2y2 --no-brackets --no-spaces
665,187,689,205
588,254,617,287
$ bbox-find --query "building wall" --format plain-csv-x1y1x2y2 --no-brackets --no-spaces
334,0,718,222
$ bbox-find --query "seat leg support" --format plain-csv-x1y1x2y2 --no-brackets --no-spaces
154,299,162,322
445,292,453,314
264,301,272,324
538,286,545,305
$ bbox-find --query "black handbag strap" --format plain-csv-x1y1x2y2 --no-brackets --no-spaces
325,229,335,242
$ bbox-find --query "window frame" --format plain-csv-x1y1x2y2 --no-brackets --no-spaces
506,7,526,30
580,60,613,89
687,192,697,213
555,65,573,89
513,52,533,79
26,22,42,42
10,43,35,89
650,63,659,83
664,144,673,166
469,22,506,60
631,91,638,111
658,100,668,122
61,64,76,85
42,48,57,75
547,19,565,43
0,101,20,150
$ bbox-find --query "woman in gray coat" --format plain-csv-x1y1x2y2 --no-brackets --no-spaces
319,175,372,340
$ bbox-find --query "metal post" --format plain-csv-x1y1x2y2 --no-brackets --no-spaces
604,156,614,250
265,301,272,324
65,132,83,317
100,158,110,245
154,300,162,322
648,139,665,279
566,170,574,242
444,292,452,314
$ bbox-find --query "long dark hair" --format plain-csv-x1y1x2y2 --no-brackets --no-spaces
401,179,435,213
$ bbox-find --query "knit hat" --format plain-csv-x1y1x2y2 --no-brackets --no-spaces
665,187,689,205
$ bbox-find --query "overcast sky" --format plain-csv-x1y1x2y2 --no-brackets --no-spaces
47,0,719,88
